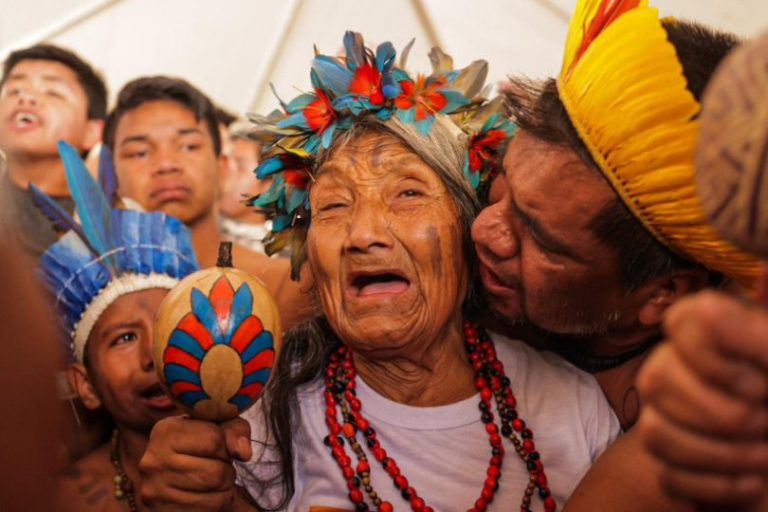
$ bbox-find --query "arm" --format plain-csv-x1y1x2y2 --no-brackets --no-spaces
635,290,768,509
563,428,695,512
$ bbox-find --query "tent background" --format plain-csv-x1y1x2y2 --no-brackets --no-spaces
2,0,766,118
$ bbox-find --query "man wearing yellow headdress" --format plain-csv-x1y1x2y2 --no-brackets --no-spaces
472,0,763,509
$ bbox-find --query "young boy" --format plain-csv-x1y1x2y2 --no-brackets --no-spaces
103,76,313,329
0,44,106,260
37,143,199,510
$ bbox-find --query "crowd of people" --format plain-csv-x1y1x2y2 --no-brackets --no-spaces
1,0,767,511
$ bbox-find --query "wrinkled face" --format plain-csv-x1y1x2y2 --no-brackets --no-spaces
113,100,222,225
0,60,98,158
472,131,642,335
307,131,468,356
85,288,179,433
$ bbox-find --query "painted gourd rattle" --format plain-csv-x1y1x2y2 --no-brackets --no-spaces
695,32,768,259
153,242,280,421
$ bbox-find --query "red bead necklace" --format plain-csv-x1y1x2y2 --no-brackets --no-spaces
323,321,556,512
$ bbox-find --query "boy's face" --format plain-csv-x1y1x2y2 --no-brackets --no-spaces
113,99,224,226
0,59,101,160
71,288,179,434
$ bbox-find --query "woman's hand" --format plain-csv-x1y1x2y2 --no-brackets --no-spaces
637,290,768,508
139,416,254,511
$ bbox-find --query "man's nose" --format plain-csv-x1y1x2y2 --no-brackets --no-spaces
152,147,182,175
472,202,520,259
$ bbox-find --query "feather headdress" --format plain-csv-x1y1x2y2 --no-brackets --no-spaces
248,31,515,277
37,142,199,362
557,0,761,287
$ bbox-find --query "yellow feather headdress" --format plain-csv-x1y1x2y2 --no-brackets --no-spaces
557,0,761,287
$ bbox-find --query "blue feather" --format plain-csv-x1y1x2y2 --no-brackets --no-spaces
225,284,254,342
256,157,284,179
375,42,396,72
241,331,274,363
29,183,92,247
190,287,224,343
312,56,352,97
58,141,113,267
343,31,366,71
97,146,118,206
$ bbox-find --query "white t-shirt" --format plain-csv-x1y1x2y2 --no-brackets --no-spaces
237,332,620,511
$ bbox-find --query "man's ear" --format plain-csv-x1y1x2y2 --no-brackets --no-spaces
637,268,710,326
80,118,104,153
68,363,102,410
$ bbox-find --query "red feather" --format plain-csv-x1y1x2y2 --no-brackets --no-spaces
178,313,216,351
209,276,234,333
573,0,642,70
164,345,202,372
238,381,265,399
243,348,275,374
230,316,264,354
170,381,202,396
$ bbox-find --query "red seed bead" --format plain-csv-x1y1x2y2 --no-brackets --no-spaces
349,489,364,503
373,447,386,462
342,466,355,479
485,423,498,435
395,475,408,489
490,455,502,467
481,486,494,502
490,433,502,447
505,394,517,408
411,497,426,511
342,423,355,438
379,503,394,512
487,466,501,478
544,496,556,512
523,439,535,452
330,423,341,435
537,473,548,487
480,388,492,401
356,460,370,473
475,377,488,390
512,419,524,431
474,497,488,511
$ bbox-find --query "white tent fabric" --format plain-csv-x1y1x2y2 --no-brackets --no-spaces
2,0,766,118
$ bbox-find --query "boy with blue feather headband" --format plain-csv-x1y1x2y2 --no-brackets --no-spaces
36,141,198,511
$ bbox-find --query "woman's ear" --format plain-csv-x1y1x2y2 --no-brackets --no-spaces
637,269,710,326
67,363,102,410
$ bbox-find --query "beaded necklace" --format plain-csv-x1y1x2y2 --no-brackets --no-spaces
110,429,138,512
323,321,557,512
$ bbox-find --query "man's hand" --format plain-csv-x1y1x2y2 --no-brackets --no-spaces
139,416,254,511
637,290,768,508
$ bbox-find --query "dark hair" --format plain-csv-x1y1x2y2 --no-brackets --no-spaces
503,20,739,291
1,44,107,120
103,76,222,155
215,106,237,127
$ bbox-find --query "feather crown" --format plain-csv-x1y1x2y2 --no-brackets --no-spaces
37,141,199,362
248,31,515,271
557,0,761,287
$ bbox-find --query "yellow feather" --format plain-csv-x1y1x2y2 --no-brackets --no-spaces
558,2,761,286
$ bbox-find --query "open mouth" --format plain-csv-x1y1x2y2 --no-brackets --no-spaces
349,271,411,297
12,111,39,129
139,383,175,409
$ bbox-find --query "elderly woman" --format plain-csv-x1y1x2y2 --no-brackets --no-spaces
139,33,619,512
